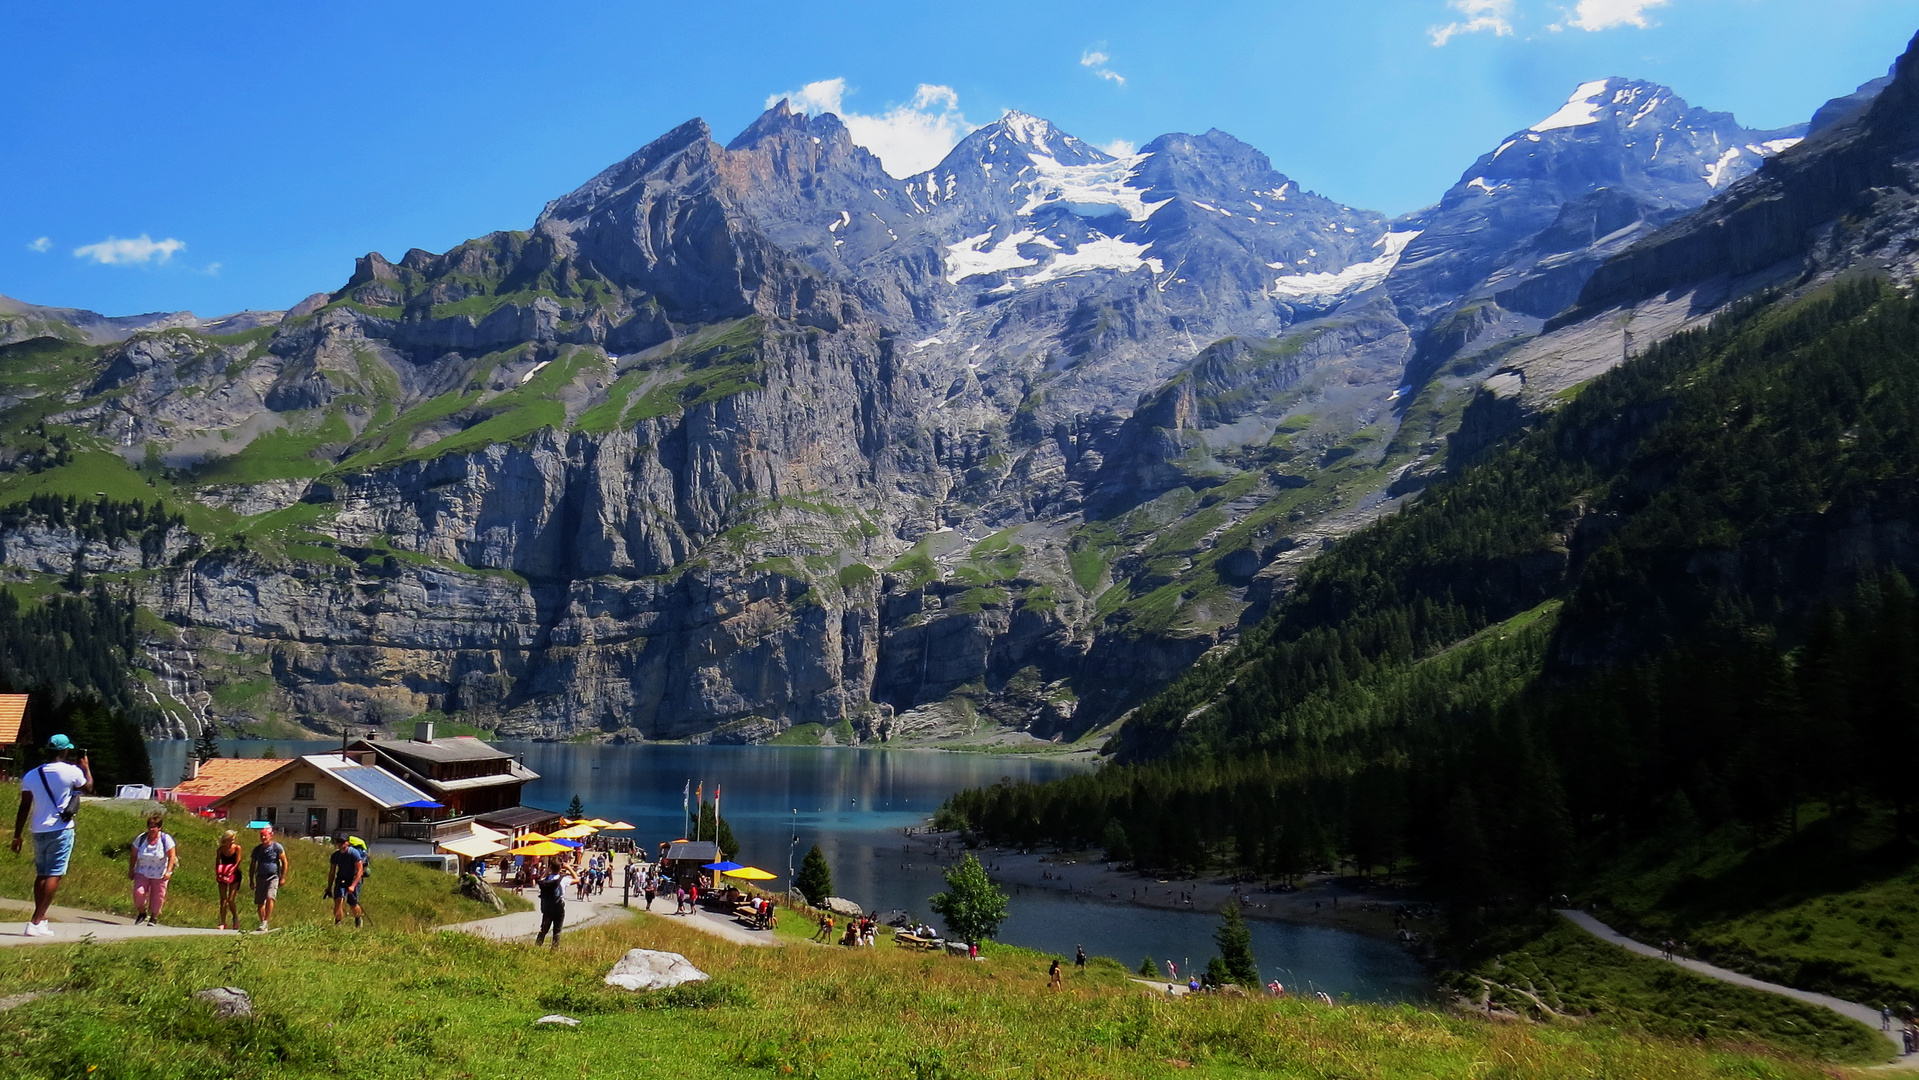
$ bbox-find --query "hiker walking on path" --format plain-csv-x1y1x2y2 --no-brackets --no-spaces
9,734,92,937
249,825,289,932
128,813,177,925
535,860,573,948
213,830,242,930
328,834,366,927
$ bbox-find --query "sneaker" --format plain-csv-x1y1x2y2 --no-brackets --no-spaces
24,921,53,937
353,916,362,928
257,921,269,932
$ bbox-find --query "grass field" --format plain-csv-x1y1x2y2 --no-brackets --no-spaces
1589,809,1919,1008
0,908,1846,1080
0,789,526,931
1456,917,1885,1065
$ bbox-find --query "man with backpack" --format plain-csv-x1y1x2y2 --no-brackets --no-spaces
9,734,92,937
327,833,366,927
535,859,573,948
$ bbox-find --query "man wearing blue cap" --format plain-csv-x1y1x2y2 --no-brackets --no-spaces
9,734,93,937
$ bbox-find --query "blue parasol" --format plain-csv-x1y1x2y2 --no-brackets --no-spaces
703,860,744,872
398,799,444,809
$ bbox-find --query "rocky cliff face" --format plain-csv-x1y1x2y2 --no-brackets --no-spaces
0,59,1873,745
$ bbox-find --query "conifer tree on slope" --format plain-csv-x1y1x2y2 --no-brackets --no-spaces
796,843,833,906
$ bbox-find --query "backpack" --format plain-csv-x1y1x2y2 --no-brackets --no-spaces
348,836,370,877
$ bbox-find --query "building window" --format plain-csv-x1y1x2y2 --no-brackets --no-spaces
294,783,316,801
255,806,276,825
337,808,359,831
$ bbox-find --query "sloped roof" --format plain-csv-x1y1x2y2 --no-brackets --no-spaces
665,840,721,862
171,757,299,800
356,736,512,764
0,695,26,745
304,755,436,810
476,805,562,831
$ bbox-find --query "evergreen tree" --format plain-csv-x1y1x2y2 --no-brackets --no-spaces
795,843,833,906
260,745,278,759
1212,898,1258,986
1139,956,1158,977
929,852,1008,947
1101,819,1131,862
567,793,585,820
192,722,221,765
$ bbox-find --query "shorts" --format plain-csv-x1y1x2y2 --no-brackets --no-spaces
254,875,281,905
330,883,361,905
32,828,74,877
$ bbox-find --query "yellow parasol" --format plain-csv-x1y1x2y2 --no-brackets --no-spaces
516,832,555,844
509,841,571,857
722,866,779,881
550,823,598,839
602,821,636,830
585,818,616,828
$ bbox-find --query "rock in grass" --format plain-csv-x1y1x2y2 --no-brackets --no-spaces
193,987,253,1019
460,873,506,913
822,896,864,918
535,1014,580,1027
604,949,708,992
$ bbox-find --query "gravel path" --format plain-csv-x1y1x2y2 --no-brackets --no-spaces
1556,909,1903,1062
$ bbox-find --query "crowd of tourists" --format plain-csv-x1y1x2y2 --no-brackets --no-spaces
9,734,379,936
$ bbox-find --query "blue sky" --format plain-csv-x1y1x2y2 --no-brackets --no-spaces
2,0,1911,318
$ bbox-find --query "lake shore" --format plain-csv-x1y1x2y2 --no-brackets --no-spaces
896,829,1436,949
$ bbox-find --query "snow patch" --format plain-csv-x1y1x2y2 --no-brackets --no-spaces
1532,80,1612,132
1758,137,1801,155
519,361,551,385
1018,152,1169,222
1270,230,1421,308
1492,139,1518,159
1023,236,1161,284
945,230,1040,282
1704,147,1742,188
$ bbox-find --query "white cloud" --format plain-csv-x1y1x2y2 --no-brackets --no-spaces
1080,47,1125,85
766,79,977,178
1099,138,1137,157
73,234,186,266
26,237,51,253
1564,0,1668,31
1430,0,1515,45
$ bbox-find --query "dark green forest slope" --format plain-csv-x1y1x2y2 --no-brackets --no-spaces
943,279,1919,919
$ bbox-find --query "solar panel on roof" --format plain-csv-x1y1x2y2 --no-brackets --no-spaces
332,765,430,808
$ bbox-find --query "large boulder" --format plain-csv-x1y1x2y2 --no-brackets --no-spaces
822,897,863,918
460,873,506,913
603,949,708,992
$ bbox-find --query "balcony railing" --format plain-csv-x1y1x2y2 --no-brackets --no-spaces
386,815,478,843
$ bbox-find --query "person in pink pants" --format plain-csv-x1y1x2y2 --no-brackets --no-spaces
128,813,178,925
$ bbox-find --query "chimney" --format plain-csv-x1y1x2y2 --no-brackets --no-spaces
414,720,435,743
184,756,200,782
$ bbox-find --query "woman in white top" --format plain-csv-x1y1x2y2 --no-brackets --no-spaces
128,812,178,925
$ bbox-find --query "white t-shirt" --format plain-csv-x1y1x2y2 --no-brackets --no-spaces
132,832,176,877
21,762,85,834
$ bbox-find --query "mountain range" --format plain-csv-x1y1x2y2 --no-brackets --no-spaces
0,45,1900,747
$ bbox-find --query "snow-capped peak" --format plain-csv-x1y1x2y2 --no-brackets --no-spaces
1532,80,1615,132
997,110,1063,154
